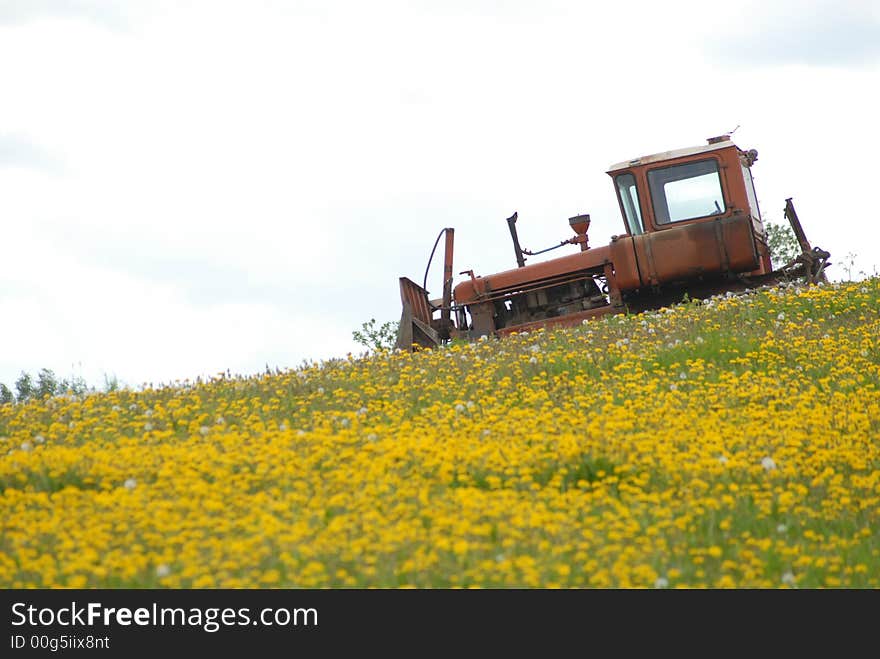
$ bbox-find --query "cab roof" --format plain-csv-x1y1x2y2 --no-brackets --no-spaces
607,137,738,173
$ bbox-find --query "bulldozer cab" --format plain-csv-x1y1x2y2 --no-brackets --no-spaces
606,135,773,290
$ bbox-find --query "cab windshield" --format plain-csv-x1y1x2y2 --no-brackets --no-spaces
648,159,725,225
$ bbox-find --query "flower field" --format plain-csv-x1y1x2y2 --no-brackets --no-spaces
1,278,879,588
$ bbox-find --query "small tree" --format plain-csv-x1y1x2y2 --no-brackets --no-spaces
0,383,13,405
36,368,59,399
352,318,399,352
14,372,34,403
765,220,801,267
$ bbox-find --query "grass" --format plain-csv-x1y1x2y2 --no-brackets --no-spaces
0,277,878,588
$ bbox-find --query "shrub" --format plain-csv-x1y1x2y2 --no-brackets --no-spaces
352,318,399,352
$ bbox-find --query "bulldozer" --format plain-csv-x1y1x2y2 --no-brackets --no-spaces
396,135,830,350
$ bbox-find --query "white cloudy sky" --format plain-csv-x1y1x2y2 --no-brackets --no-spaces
1,0,879,388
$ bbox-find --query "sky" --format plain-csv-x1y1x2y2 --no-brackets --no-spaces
1,0,879,389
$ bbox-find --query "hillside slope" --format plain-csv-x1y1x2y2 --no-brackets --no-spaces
1,278,878,588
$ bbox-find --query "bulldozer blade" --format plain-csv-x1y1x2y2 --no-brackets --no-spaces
396,277,442,351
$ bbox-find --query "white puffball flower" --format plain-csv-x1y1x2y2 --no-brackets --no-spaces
124,478,137,491
761,456,777,471
654,577,669,589
156,564,171,578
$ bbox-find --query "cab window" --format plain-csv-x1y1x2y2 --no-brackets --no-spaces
648,159,725,225
615,173,644,235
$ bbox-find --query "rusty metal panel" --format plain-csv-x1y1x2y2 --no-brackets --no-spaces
609,235,642,291
399,277,433,325
632,215,758,285
469,302,496,336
